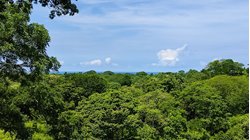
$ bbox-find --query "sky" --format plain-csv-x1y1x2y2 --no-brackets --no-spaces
30,0,249,72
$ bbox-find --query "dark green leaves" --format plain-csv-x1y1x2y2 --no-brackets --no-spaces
0,3,60,82
2,0,78,19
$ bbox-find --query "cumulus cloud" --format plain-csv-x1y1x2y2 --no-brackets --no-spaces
105,57,112,64
153,44,187,66
81,57,116,66
82,59,102,66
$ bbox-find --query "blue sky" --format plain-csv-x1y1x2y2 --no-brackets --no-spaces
30,0,249,72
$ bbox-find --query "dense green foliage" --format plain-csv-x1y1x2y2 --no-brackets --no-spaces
0,1,248,139
0,62,248,139
0,2,60,83
201,59,245,77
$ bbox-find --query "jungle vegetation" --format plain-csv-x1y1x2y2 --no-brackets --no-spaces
0,1,249,140
0,58,248,139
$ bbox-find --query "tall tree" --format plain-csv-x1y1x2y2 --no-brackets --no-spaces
202,59,244,77
0,2,60,82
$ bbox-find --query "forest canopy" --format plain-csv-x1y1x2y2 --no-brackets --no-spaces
0,1,249,139
0,58,248,139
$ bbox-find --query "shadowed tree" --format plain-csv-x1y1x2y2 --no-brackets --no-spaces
0,2,60,82
1,0,78,19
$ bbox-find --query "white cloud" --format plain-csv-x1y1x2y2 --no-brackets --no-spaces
105,57,112,64
153,44,187,66
82,59,102,66
80,57,116,66
59,0,247,29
